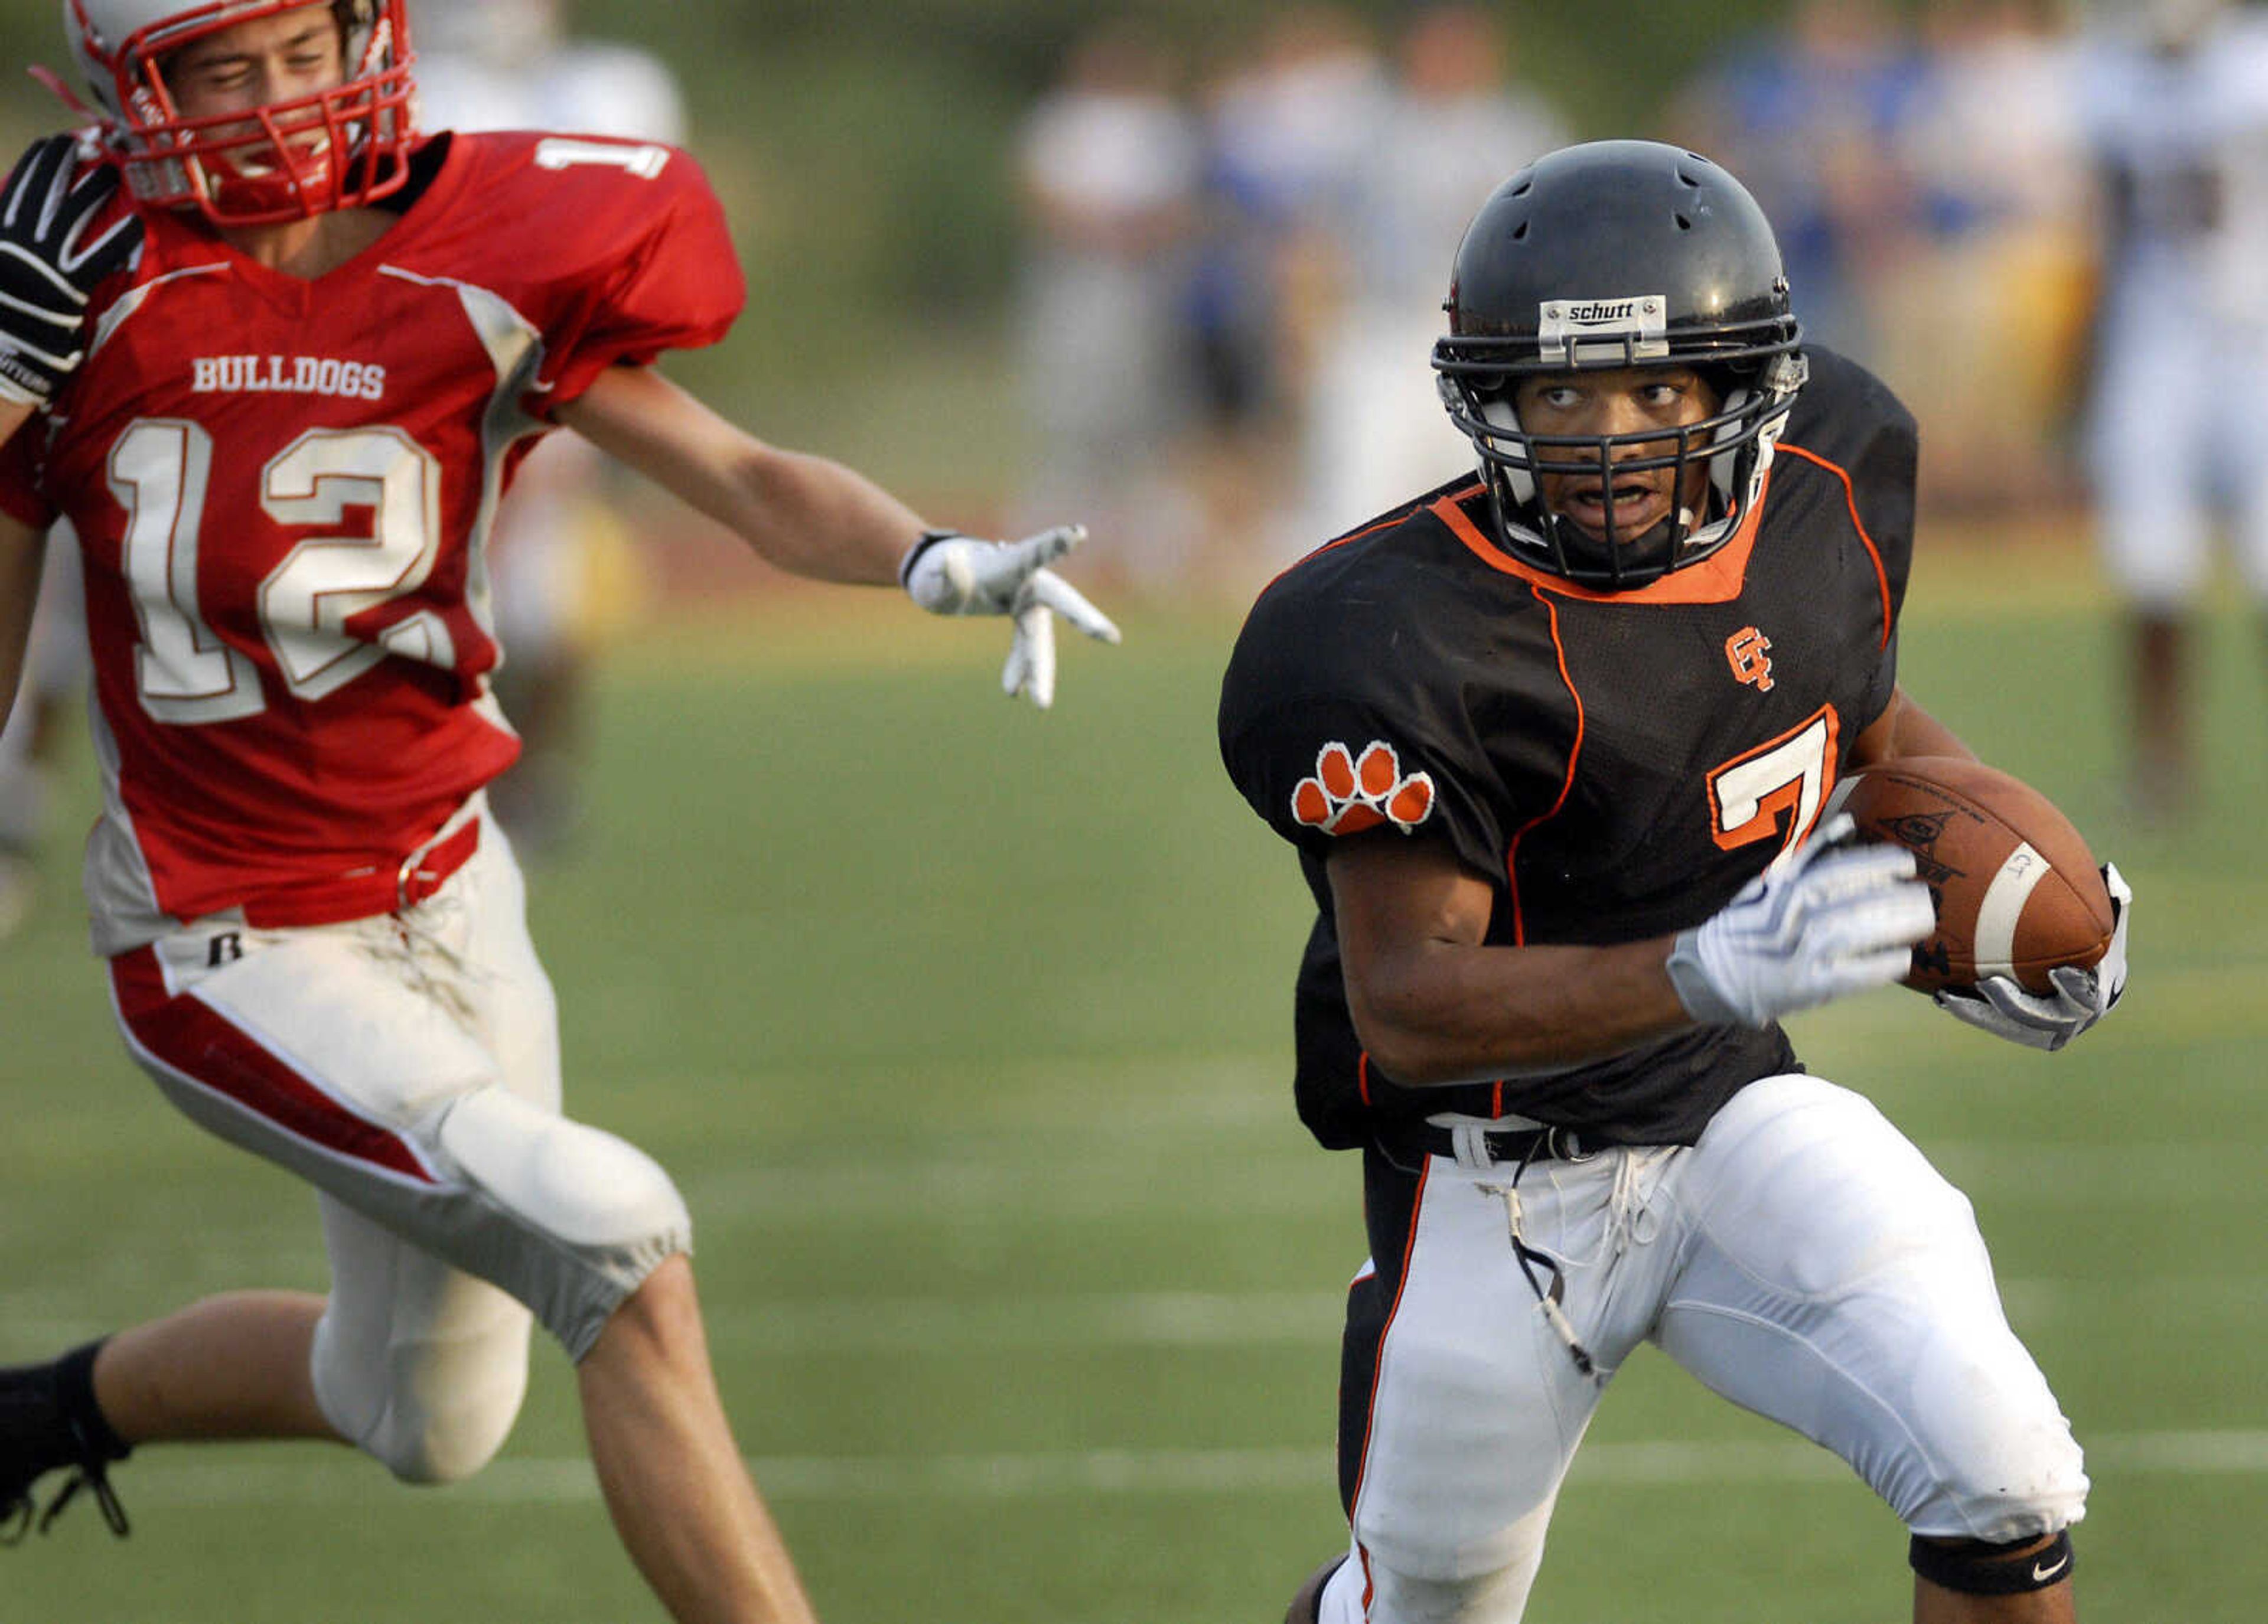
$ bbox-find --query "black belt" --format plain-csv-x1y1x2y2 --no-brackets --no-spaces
1376,1120,1589,1172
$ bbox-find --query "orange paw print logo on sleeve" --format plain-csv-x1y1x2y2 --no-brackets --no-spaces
1291,741,1436,835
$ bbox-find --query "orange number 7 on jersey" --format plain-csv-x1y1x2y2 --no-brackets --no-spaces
1706,705,1841,862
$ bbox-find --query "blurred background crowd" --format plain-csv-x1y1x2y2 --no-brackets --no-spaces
4,0,2265,915
999,0,2248,586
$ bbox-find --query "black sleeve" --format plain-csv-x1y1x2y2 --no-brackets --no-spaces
1219,581,1511,883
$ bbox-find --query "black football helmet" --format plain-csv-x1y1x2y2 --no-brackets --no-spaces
1432,140,1806,589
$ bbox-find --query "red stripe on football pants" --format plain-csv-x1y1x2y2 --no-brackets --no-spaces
110,945,437,1185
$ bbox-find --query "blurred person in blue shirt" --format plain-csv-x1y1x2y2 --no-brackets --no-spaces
1669,0,1929,369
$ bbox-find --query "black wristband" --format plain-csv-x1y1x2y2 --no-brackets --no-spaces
898,527,962,590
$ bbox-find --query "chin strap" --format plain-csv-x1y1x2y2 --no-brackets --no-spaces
1538,506,1684,589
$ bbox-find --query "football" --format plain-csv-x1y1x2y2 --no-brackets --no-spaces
1825,755,2115,995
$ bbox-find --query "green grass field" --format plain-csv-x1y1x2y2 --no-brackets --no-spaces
4,559,2265,1623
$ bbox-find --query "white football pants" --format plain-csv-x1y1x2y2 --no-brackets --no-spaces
106,802,690,1482
1319,1073,2087,1624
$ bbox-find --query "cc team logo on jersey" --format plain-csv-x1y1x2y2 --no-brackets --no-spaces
1725,626,1774,690
1291,741,1436,836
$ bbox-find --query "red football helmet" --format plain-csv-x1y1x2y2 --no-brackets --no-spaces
65,0,418,226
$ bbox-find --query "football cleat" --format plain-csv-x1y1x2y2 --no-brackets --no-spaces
0,1352,132,1544
1282,1554,1348,1624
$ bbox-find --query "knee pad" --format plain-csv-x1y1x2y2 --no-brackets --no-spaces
1363,1556,1540,1624
1909,1528,2074,1595
434,1087,693,1360
311,1287,532,1486
1901,1319,2088,1537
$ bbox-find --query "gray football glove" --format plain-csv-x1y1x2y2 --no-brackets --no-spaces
901,523,1122,709
1934,861,2131,1051
1667,813,1936,1028
0,135,141,409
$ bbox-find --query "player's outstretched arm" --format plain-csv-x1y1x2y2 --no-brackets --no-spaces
559,364,1119,706
560,363,927,583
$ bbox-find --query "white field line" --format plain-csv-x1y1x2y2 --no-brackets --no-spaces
8,1276,2264,1363
672,1137,2268,1227
689,1275,2268,1352
109,1429,2268,1509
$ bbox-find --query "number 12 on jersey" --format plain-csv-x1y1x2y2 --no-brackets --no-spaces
113,418,454,725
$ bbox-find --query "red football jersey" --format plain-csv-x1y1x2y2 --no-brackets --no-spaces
0,131,744,952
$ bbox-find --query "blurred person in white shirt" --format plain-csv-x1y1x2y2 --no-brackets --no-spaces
1012,19,1205,596
1298,4,1567,547
410,0,685,855
2077,0,2268,820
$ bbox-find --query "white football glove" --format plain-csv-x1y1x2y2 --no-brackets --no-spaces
900,523,1122,709
1934,861,2130,1051
1667,813,1937,1028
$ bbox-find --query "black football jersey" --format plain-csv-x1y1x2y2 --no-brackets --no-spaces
1218,345,1917,1150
